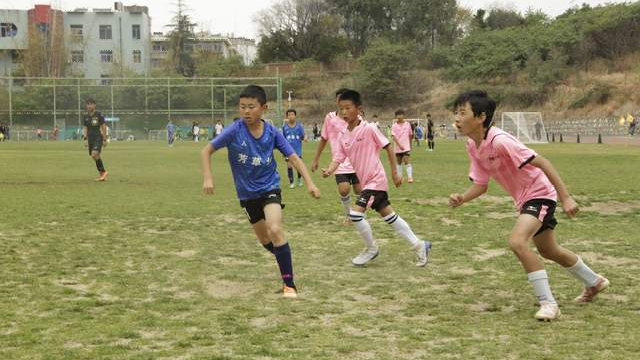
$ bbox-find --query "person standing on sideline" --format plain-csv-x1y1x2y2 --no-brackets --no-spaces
311,88,362,225
215,120,224,138
322,90,431,267
201,85,320,298
414,122,424,147
282,109,306,188
83,98,108,181
193,122,200,142
167,120,176,147
391,109,414,183
449,90,609,321
426,113,435,151
52,125,59,141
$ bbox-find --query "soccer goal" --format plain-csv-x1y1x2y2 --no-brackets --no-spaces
500,112,548,144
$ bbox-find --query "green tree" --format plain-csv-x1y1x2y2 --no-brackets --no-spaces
166,0,196,76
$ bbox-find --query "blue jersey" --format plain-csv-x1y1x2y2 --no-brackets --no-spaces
167,123,176,134
211,119,294,201
282,122,305,157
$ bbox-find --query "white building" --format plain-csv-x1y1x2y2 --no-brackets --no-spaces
0,9,28,76
64,3,151,78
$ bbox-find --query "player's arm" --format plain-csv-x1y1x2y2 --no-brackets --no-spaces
449,183,488,207
391,133,403,151
384,144,402,187
288,154,320,199
529,155,579,217
82,126,88,147
100,123,108,145
200,143,217,195
311,137,328,172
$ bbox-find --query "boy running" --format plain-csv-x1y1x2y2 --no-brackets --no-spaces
322,90,431,267
201,85,321,298
391,109,414,183
83,98,108,181
311,89,362,224
449,90,609,321
282,108,306,188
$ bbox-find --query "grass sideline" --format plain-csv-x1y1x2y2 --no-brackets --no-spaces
1,139,639,359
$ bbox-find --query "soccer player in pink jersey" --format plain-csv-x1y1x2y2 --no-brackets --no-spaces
391,109,414,183
312,89,362,224
322,90,431,267
448,90,609,321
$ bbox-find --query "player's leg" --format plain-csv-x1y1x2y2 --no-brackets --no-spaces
349,201,378,266
285,158,295,188
404,154,413,183
90,143,107,181
395,153,404,179
296,155,303,186
263,201,297,297
510,214,559,320
534,229,609,303
336,175,355,223
378,202,430,267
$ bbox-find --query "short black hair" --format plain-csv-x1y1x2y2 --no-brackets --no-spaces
453,90,496,128
85,97,96,105
338,89,362,106
395,109,405,116
373,114,378,118
286,108,296,116
239,85,267,105
335,88,350,98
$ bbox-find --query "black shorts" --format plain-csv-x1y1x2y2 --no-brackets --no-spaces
520,198,558,236
395,151,410,160
335,173,360,185
239,189,284,224
427,133,434,140
88,139,103,155
355,190,391,212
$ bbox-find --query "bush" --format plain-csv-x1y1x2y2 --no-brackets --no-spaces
569,83,613,109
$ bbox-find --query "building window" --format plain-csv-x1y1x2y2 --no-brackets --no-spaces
133,50,141,63
101,75,112,86
1,23,18,37
100,50,113,63
10,50,20,63
152,44,167,52
132,24,140,40
99,25,112,40
70,24,83,37
71,51,84,63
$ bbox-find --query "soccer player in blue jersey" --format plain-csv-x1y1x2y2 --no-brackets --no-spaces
201,85,321,298
282,108,306,188
166,120,176,147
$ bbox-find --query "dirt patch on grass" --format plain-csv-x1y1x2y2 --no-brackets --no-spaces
415,197,449,206
473,248,508,262
174,250,197,258
582,200,640,215
440,217,461,226
580,252,639,267
486,211,514,219
205,279,255,298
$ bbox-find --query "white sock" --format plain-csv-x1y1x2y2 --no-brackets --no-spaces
349,210,376,249
566,256,600,287
383,212,419,247
406,164,413,179
340,195,351,217
396,164,403,177
528,270,556,304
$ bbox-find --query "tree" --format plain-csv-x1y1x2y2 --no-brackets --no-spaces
256,0,348,63
485,8,525,30
166,0,196,76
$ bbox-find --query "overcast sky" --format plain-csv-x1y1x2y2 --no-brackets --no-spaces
3,0,630,39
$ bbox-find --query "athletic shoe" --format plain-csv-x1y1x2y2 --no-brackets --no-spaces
415,240,432,267
535,301,560,321
298,178,303,187
407,177,414,183
289,183,295,189
352,246,379,266
283,284,298,298
575,276,610,303
96,171,108,182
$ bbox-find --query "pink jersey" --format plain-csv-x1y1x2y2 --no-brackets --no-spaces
333,120,390,191
467,127,557,210
321,111,356,174
391,121,412,153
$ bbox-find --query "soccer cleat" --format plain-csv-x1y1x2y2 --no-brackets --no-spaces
96,171,108,182
352,246,379,266
575,276,609,303
289,183,295,189
535,301,560,321
415,240,432,267
282,284,298,298
298,178,303,187
407,177,414,183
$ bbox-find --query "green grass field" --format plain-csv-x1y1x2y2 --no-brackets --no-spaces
1,139,639,359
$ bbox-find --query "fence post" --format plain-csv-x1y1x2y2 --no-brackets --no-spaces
598,133,603,144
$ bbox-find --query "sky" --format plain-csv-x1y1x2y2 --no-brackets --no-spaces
1,0,631,40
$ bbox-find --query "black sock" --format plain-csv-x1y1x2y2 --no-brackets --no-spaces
287,168,294,184
273,243,295,288
262,242,275,254
95,159,105,173
297,172,302,180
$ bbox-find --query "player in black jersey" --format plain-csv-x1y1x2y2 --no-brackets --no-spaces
83,98,108,181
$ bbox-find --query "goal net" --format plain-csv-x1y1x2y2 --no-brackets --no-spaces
500,112,548,144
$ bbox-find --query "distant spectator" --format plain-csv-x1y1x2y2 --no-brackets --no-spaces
52,125,59,141
215,120,224,138
535,119,543,140
192,122,200,142
36,127,43,140
629,116,637,136
312,122,320,140
167,120,176,147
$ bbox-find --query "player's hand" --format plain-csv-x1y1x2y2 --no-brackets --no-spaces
83,140,88,148
561,196,579,218
203,178,214,195
102,139,108,148
449,193,464,208
392,172,402,187
311,159,319,172
308,184,321,199
321,167,332,178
